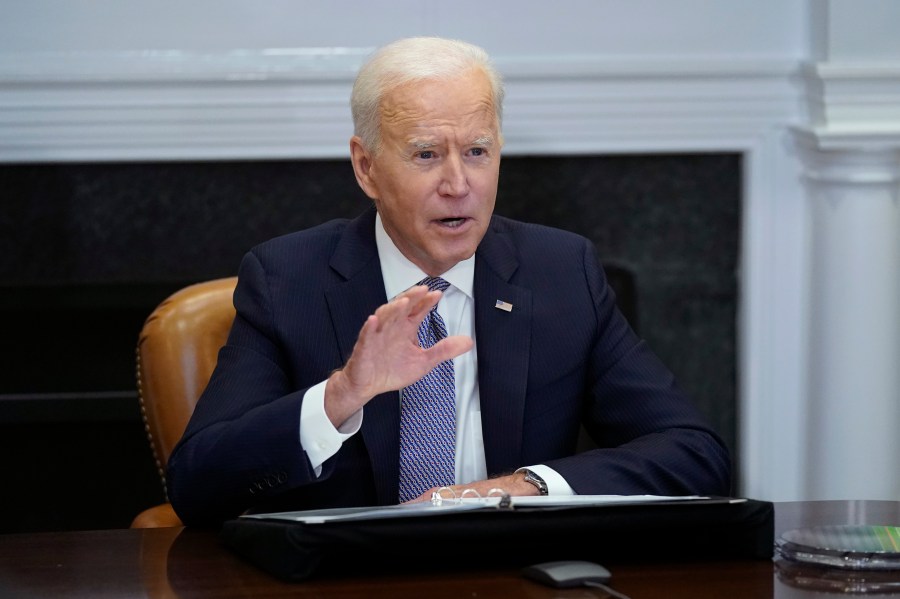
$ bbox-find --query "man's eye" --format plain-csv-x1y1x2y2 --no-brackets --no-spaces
418,151,434,160
470,147,485,157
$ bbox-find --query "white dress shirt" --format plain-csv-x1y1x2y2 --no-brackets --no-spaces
298,212,571,495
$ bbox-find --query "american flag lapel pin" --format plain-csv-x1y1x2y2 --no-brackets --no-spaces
494,299,513,312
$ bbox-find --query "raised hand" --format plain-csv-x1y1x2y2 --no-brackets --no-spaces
323,284,473,427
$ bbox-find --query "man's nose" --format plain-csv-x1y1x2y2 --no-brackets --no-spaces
437,156,469,197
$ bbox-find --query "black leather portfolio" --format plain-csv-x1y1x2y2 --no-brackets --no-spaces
219,496,774,581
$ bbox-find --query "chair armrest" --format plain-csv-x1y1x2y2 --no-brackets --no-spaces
131,503,183,528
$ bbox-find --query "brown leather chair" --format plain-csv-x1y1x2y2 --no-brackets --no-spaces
131,277,238,528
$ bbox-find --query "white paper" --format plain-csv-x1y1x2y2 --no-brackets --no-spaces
240,494,710,524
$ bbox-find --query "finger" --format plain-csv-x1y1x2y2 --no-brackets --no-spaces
394,284,430,303
385,288,441,330
377,287,432,323
372,296,410,331
426,335,474,364
397,284,441,307
407,491,432,504
406,289,442,320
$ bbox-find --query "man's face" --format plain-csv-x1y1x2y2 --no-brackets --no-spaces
350,68,502,276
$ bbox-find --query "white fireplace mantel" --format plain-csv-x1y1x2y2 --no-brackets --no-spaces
0,50,801,161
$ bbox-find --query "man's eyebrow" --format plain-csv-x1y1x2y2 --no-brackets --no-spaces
408,136,494,150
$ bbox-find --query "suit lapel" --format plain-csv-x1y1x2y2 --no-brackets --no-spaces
474,221,532,476
325,208,385,363
324,207,400,505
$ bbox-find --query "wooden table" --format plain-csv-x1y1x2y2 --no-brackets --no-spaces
2,500,899,598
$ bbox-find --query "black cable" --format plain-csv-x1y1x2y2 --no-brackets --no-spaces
584,580,632,599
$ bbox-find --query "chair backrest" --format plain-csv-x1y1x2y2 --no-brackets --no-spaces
136,276,237,500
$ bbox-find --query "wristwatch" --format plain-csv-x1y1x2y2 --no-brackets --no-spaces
521,469,549,496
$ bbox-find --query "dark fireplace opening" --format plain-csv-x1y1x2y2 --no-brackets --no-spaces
0,153,740,531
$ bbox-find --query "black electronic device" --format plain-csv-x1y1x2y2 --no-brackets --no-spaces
521,560,612,588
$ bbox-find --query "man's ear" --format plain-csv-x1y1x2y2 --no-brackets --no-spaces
349,136,378,200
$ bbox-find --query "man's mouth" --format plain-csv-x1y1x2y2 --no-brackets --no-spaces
438,217,467,228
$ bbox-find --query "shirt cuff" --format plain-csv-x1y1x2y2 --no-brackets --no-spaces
299,379,362,476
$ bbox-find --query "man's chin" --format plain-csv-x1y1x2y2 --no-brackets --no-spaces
420,246,478,275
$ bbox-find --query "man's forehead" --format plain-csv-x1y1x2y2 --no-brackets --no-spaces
382,95,495,120
381,71,493,111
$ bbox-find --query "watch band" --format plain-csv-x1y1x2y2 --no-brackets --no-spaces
521,469,549,496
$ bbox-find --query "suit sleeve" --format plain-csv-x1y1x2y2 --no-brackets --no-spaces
166,251,327,526
545,239,733,497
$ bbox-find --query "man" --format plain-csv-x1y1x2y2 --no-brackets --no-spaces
167,36,731,527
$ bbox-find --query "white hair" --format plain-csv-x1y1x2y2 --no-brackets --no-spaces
350,37,505,153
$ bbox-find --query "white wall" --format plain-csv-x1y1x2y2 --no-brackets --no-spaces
820,0,900,60
2,1,807,57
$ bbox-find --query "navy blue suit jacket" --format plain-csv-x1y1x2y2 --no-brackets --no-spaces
168,207,731,526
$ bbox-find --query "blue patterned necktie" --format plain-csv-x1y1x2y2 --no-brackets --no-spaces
398,276,456,502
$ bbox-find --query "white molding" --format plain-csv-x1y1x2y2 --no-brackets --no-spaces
0,51,800,162
0,49,371,82
782,59,900,501
738,129,810,502
793,129,900,181
793,126,900,154
792,134,900,500
803,61,900,130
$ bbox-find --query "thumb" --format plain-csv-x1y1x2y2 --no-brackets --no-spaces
429,335,474,364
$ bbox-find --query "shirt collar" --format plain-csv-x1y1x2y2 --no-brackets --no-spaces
375,211,475,300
